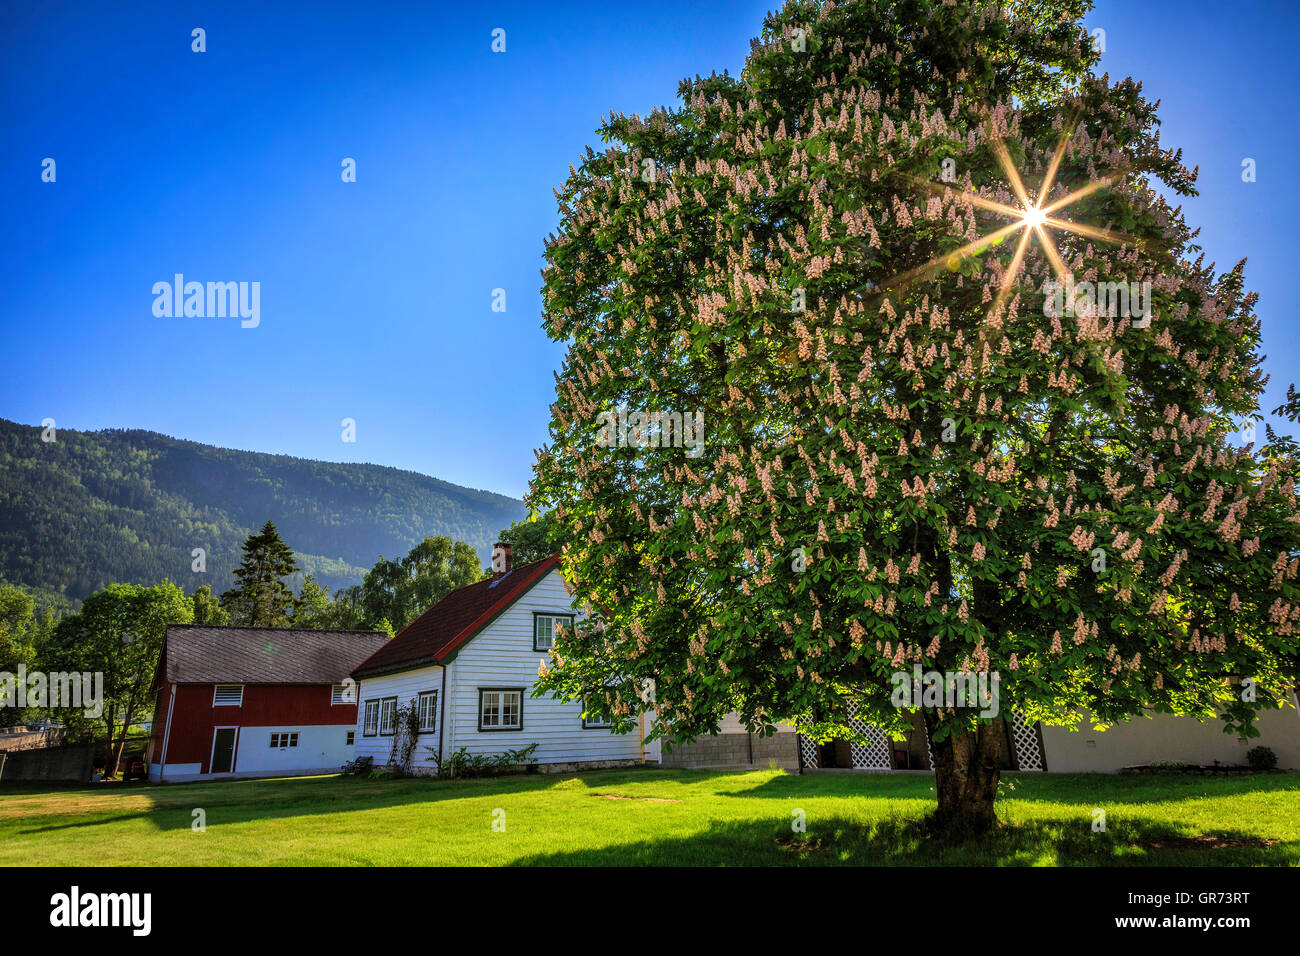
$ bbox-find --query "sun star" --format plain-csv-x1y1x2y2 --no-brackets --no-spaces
1021,204,1047,229
883,114,1146,316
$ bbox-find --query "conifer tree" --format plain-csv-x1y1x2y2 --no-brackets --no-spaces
221,521,299,627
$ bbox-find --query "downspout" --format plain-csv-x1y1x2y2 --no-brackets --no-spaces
159,683,176,782
438,663,447,771
639,712,645,764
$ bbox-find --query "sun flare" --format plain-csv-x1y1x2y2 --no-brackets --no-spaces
1021,205,1047,229
883,115,1147,316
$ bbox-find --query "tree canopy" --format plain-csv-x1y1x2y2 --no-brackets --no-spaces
44,580,192,773
531,0,1300,830
221,521,299,627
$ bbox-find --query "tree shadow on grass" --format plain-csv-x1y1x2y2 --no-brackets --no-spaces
507,813,1298,867
721,770,1300,807
7,771,586,837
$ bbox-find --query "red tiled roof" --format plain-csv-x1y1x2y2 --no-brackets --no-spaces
161,626,389,685
352,555,561,678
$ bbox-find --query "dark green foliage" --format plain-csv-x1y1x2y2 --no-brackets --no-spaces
431,743,540,779
1245,746,1277,771
0,583,59,724
496,511,566,565
221,521,299,627
42,580,193,773
0,418,526,601
345,535,484,634
189,584,229,626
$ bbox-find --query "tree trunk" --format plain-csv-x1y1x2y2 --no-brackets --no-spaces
109,692,137,777
924,713,1003,836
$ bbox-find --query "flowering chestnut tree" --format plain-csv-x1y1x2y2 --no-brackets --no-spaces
532,0,1300,833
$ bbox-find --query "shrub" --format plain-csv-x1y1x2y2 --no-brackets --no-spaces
387,702,421,777
1246,746,1277,770
429,744,539,779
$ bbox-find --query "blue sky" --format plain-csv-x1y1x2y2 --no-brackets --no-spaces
2,0,1297,499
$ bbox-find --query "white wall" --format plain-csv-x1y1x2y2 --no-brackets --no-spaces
149,762,200,781
445,568,644,766
354,664,444,773
1041,700,1300,772
234,724,356,774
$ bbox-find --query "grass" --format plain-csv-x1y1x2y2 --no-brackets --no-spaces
1,768,1297,866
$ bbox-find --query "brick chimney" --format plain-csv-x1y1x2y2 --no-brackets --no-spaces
492,541,513,575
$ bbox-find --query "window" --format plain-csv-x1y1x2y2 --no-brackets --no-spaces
270,732,299,748
479,689,523,731
379,698,397,736
581,698,612,729
346,731,355,746
331,683,354,705
417,691,438,734
533,613,574,651
362,700,379,737
213,684,244,706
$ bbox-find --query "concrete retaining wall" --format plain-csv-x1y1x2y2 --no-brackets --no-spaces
0,743,94,783
659,731,799,771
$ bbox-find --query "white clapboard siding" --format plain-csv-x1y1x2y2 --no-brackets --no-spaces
354,664,444,772
445,568,643,765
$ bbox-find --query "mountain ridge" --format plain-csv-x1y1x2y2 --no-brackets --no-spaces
0,417,527,602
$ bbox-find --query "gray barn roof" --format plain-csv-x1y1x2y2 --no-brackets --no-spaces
161,626,390,685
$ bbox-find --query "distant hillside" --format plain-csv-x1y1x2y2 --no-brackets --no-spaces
0,418,527,602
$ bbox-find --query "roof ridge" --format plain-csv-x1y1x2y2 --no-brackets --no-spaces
167,624,385,635
352,554,562,678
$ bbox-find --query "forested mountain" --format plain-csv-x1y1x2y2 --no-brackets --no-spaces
0,418,526,602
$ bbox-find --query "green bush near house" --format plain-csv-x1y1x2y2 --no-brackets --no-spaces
1247,747,1278,771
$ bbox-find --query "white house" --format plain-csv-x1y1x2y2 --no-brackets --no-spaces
349,546,1299,777
350,546,653,774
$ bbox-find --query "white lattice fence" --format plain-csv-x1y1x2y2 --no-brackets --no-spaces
847,714,892,770
1009,713,1045,771
798,733,820,769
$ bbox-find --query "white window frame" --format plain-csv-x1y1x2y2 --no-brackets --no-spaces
362,699,379,737
346,730,355,746
417,691,438,734
270,732,299,749
213,684,244,707
379,697,397,736
533,613,574,652
331,683,353,705
479,688,523,731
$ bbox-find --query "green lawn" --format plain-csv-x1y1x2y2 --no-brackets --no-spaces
2,768,1297,866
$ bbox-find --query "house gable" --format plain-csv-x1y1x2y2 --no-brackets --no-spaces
351,555,561,678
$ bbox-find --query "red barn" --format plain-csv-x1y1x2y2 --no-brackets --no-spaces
148,625,389,782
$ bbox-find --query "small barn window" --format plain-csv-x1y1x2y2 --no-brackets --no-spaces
213,684,244,706
363,700,379,737
479,689,523,731
581,698,612,729
270,732,299,749
379,698,397,736
331,683,354,705
346,731,355,746
533,613,574,651
417,691,438,733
